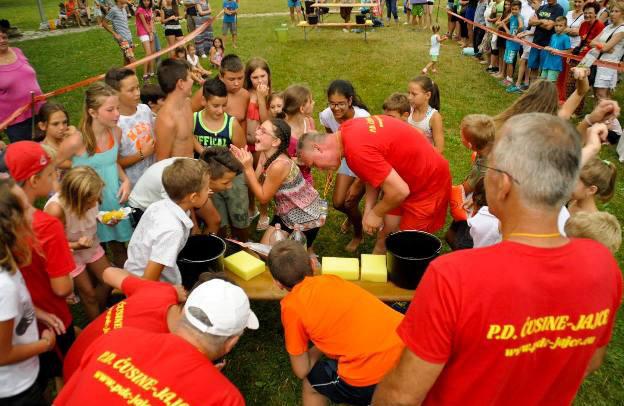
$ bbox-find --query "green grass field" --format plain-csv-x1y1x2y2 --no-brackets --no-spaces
3,0,624,404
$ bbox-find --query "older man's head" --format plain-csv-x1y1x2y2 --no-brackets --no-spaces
486,113,581,217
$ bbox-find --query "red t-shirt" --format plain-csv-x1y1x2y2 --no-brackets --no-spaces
578,20,605,56
341,115,450,201
20,210,75,328
398,239,622,405
54,328,245,406
63,276,178,381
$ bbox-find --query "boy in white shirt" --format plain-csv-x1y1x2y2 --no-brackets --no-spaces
105,67,156,186
124,158,211,284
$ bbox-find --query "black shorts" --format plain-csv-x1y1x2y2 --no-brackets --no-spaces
496,32,506,50
39,323,76,380
164,27,184,37
307,359,376,406
270,215,319,247
448,220,474,250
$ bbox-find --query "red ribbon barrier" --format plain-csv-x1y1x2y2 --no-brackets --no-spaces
446,8,624,71
1,13,221,132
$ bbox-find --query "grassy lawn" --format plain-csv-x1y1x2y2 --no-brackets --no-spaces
4,0,624,404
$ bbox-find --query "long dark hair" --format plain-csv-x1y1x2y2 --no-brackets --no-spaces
327,79,369,112
410,76,441,111
262,119,291,181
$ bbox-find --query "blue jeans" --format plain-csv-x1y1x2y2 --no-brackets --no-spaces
386,0,398,20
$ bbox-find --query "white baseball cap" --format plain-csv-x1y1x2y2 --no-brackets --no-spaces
184,279,259,337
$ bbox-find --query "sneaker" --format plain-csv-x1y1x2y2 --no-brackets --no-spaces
342,28,349,32
201,54,207,58
519,83,529,91
501,79,512,86
506,85,521,93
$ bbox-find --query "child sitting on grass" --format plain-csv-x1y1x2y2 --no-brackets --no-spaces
186,43,212,81
125,158,212,284
422,24,447,75
209,37,225,68
568,157,617,214
565,211,622,254
541,16,572,82
267,240,405,406
382,92,411,121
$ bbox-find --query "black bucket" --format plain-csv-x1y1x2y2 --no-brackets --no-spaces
177,234,227,290
386,230,442,290
355,14,366,24
307,15,319,25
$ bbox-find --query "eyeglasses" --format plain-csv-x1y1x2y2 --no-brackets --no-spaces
256,126,278,139
476,162,521,184
328,102,349,109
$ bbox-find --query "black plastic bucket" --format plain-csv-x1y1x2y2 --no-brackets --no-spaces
386,230,442,290
307,15,319,25
177,234,226,290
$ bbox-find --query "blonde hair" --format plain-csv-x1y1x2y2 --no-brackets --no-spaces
162,159,210,202
580,157,617,202
282,85,312,116
79,82,118,156
611,0,624,13
383,92,411,115
60,166,105,218
493,80,559,132
565,211,622,254
461,114,496,152
0,179,33,272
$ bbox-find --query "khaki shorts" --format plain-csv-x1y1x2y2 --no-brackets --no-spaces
212,173,250,229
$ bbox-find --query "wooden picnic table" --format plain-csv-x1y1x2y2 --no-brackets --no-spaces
297,20,374,41
225,268,415,301
309,2,377,7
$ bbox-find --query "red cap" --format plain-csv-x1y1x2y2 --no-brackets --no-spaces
5,141,52,182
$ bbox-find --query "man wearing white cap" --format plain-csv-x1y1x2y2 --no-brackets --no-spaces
54,279,258,405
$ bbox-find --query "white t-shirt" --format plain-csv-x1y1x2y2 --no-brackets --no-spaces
319,106,370,133
0,269,39,398
118,103,156,186
468,206,502,248
566,10,584,48
187,54,199,68
124,198,193,285
128,157,184,211
430,34,441,56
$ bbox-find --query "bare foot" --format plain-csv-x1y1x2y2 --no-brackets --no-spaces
422,68,428,74
340,218,351,234
345,237,362,253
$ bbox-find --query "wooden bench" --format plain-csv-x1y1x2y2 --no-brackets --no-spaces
309,2,377,6
297,21,374,41
225,268,415,301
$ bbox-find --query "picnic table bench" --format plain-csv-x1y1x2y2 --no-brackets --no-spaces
225,268,414,301
297,20,374,41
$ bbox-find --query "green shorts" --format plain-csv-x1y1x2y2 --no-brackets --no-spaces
430,53,438,62
540,69,560,82
411,4,424,16
212,173,250,229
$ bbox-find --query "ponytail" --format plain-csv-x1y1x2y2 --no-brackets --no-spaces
410,76,440,111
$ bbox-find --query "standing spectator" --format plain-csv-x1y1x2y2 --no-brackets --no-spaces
222,0,239,48
373,113,622,405
590,0,624,100
0,21,43,143
194,0,214,57
541,16,572,82
135,0,155,80
555,0,583,100
473,0,488,57
387,0,399,25
527,0,564,80
101,0,136,65
160,0,184,55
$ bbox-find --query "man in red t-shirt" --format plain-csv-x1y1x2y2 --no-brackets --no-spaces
63,267,184,381
298,115,451,253
55,278,258,405
372,114,622,405
4,142,75,381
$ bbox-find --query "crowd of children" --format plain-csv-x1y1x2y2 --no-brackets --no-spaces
2,2,624,403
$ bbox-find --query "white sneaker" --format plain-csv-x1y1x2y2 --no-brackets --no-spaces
342,28,349,32
201,54,207,58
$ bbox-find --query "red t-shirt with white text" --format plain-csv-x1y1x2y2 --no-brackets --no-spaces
341,115,450,199
20,210,75,328
398,239,622,405
63,276,178,381
54,328,245,406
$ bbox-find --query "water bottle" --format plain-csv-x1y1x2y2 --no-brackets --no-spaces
319,199,328,222
269,223,289,245
288,224,308,247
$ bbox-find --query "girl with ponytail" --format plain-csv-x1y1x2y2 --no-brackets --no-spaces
230,119,325,248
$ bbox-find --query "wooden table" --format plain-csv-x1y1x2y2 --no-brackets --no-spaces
225,269,415,301
310,2,377,7
297,21,374,41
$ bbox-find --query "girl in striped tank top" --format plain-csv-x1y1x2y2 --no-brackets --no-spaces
230,118,325,248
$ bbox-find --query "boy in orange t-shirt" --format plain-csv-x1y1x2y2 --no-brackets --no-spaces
267,240,405,406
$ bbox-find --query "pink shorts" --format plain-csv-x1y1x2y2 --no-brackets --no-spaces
71,245,105,278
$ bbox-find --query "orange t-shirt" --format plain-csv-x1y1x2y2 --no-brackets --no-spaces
280,275,405,386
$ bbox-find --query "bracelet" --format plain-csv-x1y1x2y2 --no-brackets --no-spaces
584,115,594,126
139,149,145,161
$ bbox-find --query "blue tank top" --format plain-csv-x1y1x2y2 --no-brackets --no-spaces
193,111,235,148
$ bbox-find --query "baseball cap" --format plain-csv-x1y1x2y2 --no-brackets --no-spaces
184,279,259,337
4,141,51,182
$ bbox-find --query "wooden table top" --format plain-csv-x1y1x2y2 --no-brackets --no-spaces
297,21,374,27
310,2,377,6
225,269,415,302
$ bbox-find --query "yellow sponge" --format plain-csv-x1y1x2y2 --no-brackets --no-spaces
321,257,359,281
224,251,266,281
360,254,387,283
